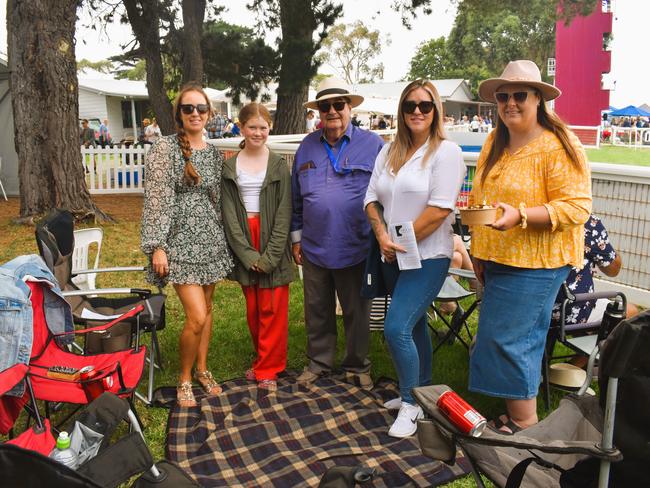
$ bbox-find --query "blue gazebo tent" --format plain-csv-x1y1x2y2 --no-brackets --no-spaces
609,105,650,117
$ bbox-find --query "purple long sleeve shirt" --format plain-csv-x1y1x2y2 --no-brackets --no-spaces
291,124,384,269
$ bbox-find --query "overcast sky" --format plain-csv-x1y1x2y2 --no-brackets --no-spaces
0,0,646,106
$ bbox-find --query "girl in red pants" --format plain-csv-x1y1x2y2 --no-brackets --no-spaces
221,103,294,390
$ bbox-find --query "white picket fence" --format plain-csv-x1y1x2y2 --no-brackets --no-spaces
81,145,147,194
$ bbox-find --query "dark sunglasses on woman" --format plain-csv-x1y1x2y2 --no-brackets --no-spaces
494,91,533,104
401,100,435,115
179,103,210,115
317,100,347,113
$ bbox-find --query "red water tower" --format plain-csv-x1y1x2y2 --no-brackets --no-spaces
554,1,613,143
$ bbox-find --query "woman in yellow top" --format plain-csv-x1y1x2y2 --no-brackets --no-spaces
469,60,592,433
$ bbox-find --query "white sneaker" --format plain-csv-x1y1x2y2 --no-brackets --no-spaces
388,403,424,438
383,396,402,410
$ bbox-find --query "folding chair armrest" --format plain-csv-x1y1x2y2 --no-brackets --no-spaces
54,304,145,336
72,266,145,275
0,363,29,396
63,287,152,299
447,268,476,280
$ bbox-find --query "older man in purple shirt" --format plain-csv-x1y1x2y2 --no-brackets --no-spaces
291,78,384,387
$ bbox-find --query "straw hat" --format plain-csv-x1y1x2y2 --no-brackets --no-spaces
548,363,586,389
304,77,364,111
478,60,561,103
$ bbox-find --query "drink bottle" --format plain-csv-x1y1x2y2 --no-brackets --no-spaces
597,296,625,343
50,431,78,469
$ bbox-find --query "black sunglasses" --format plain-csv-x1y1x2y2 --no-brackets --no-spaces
494,91,533,104
317,100,347,113
402,100,435,115
179,103,210,115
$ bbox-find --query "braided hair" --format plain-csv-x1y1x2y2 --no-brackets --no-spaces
173,82,213,186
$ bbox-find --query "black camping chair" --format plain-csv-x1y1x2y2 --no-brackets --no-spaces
368,268,480,353
35,209,166,405
413,310,650,488
541,286,626,409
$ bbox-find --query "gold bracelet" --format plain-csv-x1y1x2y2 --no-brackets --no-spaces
518,203,528,229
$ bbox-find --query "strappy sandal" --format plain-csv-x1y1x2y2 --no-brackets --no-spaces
177,381,197,407
489,414,523,435
194,370,222,395
258,379,277,391
245,368,256,381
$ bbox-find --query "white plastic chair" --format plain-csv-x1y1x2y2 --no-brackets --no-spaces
71,228,104,290
0,157,7,201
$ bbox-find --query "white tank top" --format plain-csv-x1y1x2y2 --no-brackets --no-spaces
236,161,266,213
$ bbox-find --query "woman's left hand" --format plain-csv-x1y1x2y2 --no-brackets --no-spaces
490,202,521,231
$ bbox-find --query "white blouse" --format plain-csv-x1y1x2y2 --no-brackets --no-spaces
236,161,266,213
364,139,465,260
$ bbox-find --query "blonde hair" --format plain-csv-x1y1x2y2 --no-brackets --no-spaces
173,82,213,186
386,79,446,173
480,87,586,184
237,103,272,150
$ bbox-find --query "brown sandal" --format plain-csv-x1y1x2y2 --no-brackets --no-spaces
194,370,222,395
177,381,197,407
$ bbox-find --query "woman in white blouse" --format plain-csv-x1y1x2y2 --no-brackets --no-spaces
364,79,465,438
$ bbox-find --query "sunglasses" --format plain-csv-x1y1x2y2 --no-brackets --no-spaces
179,103,210,115
494,91,534,104
317,100,347,113
402,100,435,115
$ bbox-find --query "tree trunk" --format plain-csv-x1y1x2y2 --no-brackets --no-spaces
123,0,175,135
8,0,106,220
181,0,206,85
273,0,317,134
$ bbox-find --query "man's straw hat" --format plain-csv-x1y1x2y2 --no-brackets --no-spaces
304,77,364,111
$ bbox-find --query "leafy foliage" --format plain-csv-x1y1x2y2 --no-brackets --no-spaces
201,21,279,104
407,0,598,95
319,21,389,84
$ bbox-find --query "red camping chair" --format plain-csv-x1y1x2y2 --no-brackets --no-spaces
0,361,192,487
26,280,147,418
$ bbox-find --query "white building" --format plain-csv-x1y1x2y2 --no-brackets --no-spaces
78,77,231,143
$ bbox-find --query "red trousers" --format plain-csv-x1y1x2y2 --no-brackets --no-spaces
242,216,288,381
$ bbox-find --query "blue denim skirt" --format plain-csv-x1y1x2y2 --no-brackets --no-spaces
469,262,570,399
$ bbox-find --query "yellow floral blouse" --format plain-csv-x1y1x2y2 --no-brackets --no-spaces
470,130,592,269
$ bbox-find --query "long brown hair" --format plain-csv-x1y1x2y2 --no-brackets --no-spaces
480,87,585,184
237,103,272,150
386,79,446,173
173,82,213,186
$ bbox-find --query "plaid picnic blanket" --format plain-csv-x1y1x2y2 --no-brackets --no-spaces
156,373,470,487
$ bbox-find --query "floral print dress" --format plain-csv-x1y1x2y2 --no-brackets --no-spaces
141,135,233,287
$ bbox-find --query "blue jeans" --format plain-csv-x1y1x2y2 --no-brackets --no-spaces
382,258,450,405
469,262,570,399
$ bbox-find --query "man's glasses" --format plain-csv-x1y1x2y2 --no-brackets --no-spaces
401,100,435,115
494,91,533,104
179,103,210,115
317,100,347,113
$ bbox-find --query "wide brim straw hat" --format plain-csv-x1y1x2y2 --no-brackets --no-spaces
304,77,364,110
548,363,586,389
478,60,561,103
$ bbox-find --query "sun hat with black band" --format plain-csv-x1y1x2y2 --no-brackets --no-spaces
478,59,561,104
304,77,364,110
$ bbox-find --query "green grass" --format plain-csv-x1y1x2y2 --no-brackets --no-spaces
586,145,650,165
0,197,576,487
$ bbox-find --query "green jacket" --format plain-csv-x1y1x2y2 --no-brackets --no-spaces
221,150,295,288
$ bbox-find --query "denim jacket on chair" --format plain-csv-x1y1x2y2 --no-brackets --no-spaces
0,254,73,396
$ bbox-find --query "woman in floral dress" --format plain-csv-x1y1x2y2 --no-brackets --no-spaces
141,82,233,407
